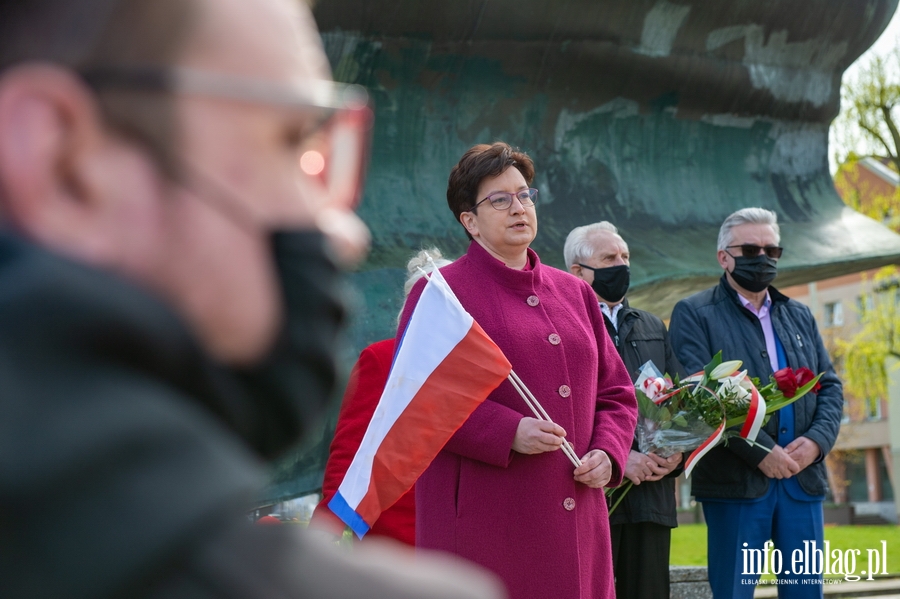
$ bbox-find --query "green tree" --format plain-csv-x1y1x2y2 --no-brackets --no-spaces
833,47,900,175
827,45,900,501
833,152,900,231
835,267,900,417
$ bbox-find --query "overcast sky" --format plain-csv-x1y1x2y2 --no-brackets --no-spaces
844,6,900,82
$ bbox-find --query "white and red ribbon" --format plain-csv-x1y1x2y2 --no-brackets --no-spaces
683,380,766,478
683,418,726,478
738,384,765,442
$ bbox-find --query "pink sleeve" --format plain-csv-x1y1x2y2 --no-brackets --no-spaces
441,396,522,467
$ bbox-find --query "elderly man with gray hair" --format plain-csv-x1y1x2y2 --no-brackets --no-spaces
668,208,842,598
564,222,683,599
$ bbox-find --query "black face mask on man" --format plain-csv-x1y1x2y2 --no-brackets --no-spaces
729,254,778,293
177,163,350,460
233,230,347,458
578,263,630,303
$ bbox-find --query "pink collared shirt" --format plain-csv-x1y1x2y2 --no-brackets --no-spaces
737,291,779,373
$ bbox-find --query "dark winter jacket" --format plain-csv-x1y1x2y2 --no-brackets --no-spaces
605,300,684,528
668,275,843,499
0,232,502,599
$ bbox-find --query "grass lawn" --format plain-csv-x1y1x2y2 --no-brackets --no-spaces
671,524,900,578
670,523,708,567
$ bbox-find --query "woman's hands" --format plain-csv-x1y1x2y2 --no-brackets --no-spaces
512,417,566,454
515,418,662,489
574,449,612,488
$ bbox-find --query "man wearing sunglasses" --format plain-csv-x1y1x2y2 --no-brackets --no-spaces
669,208,843,599
0,1,502,598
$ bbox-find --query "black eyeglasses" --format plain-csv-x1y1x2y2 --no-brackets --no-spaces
725,244,784,259
471,188,538,211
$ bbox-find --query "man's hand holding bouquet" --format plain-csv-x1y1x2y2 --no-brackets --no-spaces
607,352,822,514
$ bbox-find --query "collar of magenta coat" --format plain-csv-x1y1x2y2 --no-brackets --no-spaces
466,240,544,292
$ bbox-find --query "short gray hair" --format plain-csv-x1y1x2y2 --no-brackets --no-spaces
717,208,780,251
563,222,625,267
404,247,452,295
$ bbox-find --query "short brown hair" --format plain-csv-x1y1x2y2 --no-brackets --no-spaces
446,142,535,236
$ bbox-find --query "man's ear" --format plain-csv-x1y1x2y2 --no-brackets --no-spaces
569,264,582,277
459,211,477,238
716,249,730,271
0,64,114,254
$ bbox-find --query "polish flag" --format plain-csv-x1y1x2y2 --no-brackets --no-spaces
329,267,512,538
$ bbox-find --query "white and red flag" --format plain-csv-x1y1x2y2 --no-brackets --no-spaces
329,267,511,538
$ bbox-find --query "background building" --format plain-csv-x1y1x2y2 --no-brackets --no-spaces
782,273,896,523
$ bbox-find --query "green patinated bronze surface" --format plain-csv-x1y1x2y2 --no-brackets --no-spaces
260,0,900,505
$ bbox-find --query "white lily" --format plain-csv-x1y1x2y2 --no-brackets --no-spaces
731,370,753,388
718,371,752,403
709,360,743,380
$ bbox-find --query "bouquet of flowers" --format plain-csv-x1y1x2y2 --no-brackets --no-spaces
635,352,823,473
607,352,822,514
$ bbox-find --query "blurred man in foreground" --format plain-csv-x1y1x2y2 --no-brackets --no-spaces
0,1,503,598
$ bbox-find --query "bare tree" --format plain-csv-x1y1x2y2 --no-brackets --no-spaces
834,47,900,174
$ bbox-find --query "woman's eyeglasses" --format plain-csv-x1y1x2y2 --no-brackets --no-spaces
725,244,784,259
471,188,538,211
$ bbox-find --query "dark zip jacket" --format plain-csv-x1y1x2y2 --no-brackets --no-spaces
606,300,684,528
668,275,843,499
0,232,346,597
0,233,503,599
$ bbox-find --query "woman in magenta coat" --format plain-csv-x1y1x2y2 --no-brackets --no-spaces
398,143,637,599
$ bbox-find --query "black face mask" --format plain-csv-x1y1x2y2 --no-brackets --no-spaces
729,254,778,293
234,230,347,459
176,164,352,458
579,264,630,303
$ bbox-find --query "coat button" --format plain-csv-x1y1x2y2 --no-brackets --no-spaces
548,333,561,345
781,428,787,435
559,385,571,398
563,497,576,511
527,295,540,306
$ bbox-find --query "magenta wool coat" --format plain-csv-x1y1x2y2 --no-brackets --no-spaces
399,241,637,599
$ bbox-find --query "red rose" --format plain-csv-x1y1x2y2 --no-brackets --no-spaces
773,367,821,398
795,367,822,393
773,367,799,398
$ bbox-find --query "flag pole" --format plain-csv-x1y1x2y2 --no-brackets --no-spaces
508,371,582,468
418,264,581,469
